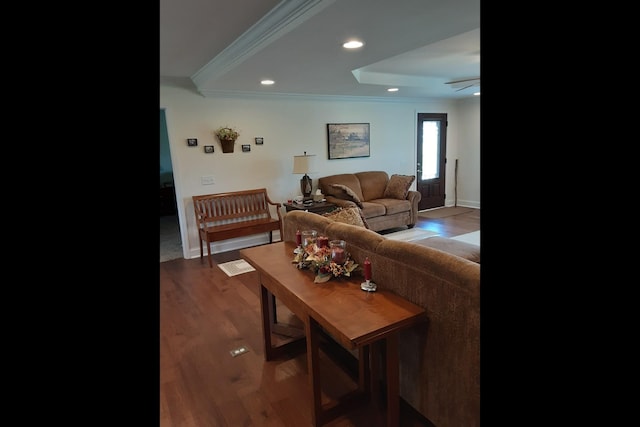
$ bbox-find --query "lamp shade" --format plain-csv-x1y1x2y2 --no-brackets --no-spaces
292,154,315,174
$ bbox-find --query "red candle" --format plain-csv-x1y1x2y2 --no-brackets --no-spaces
364,257,372,281
331,248,345,264
296,229,301,246
317,236,329,248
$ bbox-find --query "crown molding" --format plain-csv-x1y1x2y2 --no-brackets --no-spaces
196,89,456,104
191,0,336,90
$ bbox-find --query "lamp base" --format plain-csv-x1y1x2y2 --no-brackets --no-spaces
300,174,312,199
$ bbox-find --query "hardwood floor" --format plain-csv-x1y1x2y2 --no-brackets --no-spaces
414,208,480,237
160,209,479,427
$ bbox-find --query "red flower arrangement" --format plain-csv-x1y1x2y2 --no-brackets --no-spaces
292,240,359,283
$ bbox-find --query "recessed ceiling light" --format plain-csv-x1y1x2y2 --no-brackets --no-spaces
343,40,364,49
261,80,275,85
387,88,399,92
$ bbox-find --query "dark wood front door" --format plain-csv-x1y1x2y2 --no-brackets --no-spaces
416,113,447,210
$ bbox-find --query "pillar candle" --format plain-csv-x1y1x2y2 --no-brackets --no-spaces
296,229,301,246
331,248,345,264
317,236,329,248
364,257,372,281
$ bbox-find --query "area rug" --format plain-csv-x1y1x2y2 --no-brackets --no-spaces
383,228,439,242
418,206,475,219
218,259,256,277
450,230,480,246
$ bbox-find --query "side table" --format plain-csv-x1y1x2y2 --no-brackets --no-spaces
283,201,337,215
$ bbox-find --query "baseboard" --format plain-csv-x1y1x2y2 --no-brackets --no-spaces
187,231,282,258
450,199,480,209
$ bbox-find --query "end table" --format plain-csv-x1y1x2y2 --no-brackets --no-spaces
283,201,337,215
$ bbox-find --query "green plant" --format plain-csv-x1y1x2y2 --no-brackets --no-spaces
215,126,240,140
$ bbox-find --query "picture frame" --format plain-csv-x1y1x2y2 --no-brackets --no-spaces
204,145,214,153
187,138,198,147
242,144,251,152
327,123,370,159
255,137,264,145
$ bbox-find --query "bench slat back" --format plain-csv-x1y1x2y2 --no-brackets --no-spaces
193,189,274,227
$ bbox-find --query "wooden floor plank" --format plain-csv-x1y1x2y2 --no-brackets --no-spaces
160,210,479,426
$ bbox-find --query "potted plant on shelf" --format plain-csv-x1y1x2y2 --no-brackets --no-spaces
214,126,240,153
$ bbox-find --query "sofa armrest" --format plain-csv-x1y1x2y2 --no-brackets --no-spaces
324,195,358,209
406,190,422,226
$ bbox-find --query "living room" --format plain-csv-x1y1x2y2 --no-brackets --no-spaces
161,1,480,425
160,0,480,261
161,90,479,259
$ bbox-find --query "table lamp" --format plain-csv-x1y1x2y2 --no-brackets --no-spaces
293,152,315,200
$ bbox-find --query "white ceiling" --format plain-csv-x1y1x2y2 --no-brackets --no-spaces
160,0,480,101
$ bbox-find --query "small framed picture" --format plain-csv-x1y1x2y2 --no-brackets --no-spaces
187,138,198,147
204,145,214,153
255,137,264,145
242,144,251,152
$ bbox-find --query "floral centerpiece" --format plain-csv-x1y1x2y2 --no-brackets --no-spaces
293,240,359,283
214,126,240,141
215,126,240,152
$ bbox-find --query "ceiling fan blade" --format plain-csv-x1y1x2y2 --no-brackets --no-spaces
445,77,480,91
444,77,480,85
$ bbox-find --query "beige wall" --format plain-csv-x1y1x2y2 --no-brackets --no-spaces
160,84,480,258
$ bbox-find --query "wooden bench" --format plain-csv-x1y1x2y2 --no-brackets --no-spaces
193,188,283,267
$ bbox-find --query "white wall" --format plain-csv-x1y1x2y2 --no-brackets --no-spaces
160,84,480,258
453,96,480,207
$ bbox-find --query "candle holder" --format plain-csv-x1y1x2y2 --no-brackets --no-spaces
317,236,329,249
329,240,346,265
360,256,376,291
301,230,317,248
360,280,377,292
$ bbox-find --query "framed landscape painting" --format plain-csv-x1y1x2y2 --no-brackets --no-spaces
327,123,370,159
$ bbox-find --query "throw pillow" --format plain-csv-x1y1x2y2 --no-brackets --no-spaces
330,184,363,208
322,207,369,228
383,174,415,199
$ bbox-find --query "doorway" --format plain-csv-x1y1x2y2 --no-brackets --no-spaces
160,109,183,262
416,113,447,210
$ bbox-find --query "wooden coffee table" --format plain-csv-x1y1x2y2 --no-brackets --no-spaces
240,241,426,427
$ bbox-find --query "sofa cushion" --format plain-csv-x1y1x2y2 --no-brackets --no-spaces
330,184,364,208
359,201,387,219
355,171,389,201
322,207,369,228
383,174,415,199
370,198,412,215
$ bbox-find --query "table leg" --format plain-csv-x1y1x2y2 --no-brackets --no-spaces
366,340,384,426
306,317,322,427
358,346,370,393
260,284,275,360
260,284,306,361
385,334,400,427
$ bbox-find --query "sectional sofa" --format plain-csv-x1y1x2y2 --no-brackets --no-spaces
282,209,480,427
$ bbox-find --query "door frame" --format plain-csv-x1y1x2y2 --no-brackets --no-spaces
161,107,188,260
416,112,447,211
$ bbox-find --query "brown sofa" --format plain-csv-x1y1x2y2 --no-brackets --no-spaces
283,210,480,427
318,171,421,231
